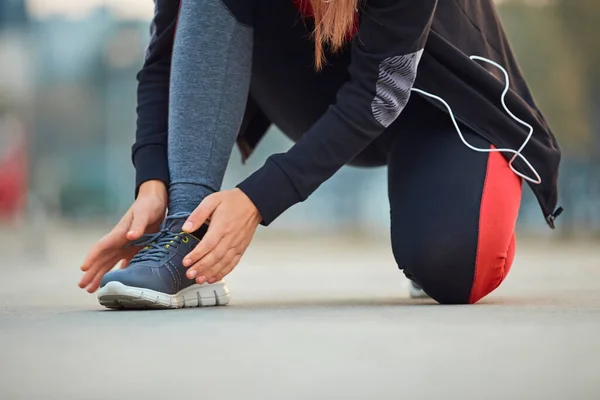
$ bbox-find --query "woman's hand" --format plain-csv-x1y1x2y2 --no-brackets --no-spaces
182,188,261,284
78,180,168,293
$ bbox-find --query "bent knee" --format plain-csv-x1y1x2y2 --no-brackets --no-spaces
395,238,514,305
408,270,474,305
398,244,475,304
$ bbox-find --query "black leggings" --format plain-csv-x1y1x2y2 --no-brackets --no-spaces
384,99,522,304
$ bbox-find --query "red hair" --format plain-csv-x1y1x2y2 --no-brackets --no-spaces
294,0,359,70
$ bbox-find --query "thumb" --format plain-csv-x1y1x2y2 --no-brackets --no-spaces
127,211,149,240
183,195,220,233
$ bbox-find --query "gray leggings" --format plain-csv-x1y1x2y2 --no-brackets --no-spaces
168,0,253,214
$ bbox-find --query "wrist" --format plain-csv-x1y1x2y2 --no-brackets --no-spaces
138,180,168,201
235,188,263,224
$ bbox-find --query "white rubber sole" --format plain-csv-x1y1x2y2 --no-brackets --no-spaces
97,280,230,309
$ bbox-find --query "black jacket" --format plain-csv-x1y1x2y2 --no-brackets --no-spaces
133,0,561,227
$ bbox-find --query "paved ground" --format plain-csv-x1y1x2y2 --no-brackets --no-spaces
1,225,599,400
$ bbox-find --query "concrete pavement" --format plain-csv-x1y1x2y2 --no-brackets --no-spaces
1,227,599,400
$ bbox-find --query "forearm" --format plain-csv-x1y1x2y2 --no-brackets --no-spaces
238,0,437,225
133,62,171,194
132,0,180,196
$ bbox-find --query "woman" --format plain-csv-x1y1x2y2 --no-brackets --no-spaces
78,0,562,308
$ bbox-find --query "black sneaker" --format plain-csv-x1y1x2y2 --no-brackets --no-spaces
97,213,230,309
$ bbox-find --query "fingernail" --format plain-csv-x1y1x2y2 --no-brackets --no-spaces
188,270,197,279
208,277,217,284
182,222,194,231
197,276,206,284
183,258,191,266
127,230,135,236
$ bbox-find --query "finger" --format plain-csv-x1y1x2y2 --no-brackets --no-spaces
198,248,237,283
85,256,121,292
79,242,126,285
79,266,105,289
183,223,224,268
79,251,113,286
86,268,109,293
188,241,231,279
182,195,220,233
127,211,149,240
81,224,130,272
208,254,241,283
78,254,119,288
120,256,134,269
119,246,139,269
187,250,218,281
80,211,134,283
81,248,110,272
78,269,95,288
80,240,108,272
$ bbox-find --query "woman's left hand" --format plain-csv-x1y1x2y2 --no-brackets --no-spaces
181,188,262,284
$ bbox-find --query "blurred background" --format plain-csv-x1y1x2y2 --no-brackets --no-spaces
2,4,598,396
0,0,599,248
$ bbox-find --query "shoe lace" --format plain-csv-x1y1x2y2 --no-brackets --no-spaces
127,213,190,264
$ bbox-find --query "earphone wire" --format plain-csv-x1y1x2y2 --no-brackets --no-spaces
410,55,542,185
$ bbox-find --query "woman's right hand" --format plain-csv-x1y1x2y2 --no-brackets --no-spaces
78,180,168,293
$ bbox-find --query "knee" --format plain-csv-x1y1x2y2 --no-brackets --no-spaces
393,234,514,305
394,242,472,304
392,233,484,305
404,268,474,305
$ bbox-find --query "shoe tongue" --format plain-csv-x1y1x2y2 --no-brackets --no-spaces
163,213,190,233
167,219,186,233
162,213,206,240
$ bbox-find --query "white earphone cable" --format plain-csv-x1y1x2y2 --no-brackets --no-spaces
410,55,542,185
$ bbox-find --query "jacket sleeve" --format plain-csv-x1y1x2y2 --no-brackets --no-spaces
131,0,180,196
237,0,438,225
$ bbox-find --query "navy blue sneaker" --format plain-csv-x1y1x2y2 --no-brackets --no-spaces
97,213,230,309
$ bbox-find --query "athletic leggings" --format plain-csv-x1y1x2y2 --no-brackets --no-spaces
387,97,522,304
168,0,522,304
